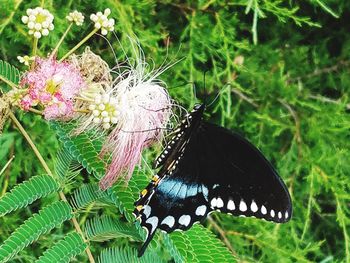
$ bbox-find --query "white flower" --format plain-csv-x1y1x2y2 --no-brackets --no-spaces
90,8,115,35
88,92,118,129
17,55,34,66
21,7,54,38
66,10,84,26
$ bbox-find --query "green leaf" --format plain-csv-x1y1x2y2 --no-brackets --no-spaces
165,224,236,263
0,174,60,217
55,147,81,182
0,201,73,262
98,246,166,263
51,122,105,179
35,232,87,263
84,215,142,242
70,183,116,210
0,59,20,87
111,168,150,222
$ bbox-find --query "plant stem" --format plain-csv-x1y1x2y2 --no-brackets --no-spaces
75,96,94,102
0,75,17,89
59,28,99,62
8,111,96,263
0,155,14,177
50,23,73,59
74,109,90,113
32,38,38,57
28,107,43,115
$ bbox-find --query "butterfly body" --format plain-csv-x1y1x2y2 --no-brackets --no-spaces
134,104,292,256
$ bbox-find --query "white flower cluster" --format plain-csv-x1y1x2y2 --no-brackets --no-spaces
21,7,54,39
17,55,34,66
88,93,118,129
66,10,84,26
90,8,115,35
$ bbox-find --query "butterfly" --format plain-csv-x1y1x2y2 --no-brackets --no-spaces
133,103,292,256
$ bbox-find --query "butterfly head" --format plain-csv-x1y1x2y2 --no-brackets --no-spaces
193,103,205,115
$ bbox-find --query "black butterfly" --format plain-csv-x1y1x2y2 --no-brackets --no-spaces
133,104,292,256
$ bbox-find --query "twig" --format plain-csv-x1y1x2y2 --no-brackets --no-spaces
278,99,302,148
29,108,43,115
231,88,259,108
8,111,95,263
59,28,99,62
0,155,15,177
50,23,73,59
74,109,90,114
308,94,350,110
207,215,237,256
0,75,17,89
0,0,23,35
287,60,350,83
1,148,14,197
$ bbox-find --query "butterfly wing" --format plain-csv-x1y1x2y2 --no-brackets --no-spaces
134,105,292,256
196,121,292,221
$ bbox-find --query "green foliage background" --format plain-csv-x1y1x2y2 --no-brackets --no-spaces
0,0,349,262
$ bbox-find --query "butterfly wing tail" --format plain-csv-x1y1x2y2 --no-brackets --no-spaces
138,230,156,257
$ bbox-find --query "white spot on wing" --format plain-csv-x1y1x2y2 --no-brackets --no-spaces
270,210,275,218
250,200,258,212
161,216,175,228
210,198,217,208
216,198,224,208
261,205,267,215
285,211,289,219
202,185,209,200
278,212,282,219
143,205,151,218
195,205,207,216
227,200,235,210
239,200,247,212
146,216,158,233
212,184,219,189
179,215,191,226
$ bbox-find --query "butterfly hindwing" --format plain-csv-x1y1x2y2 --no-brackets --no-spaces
135,104,292,256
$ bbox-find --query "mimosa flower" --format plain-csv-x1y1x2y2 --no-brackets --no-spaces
98,59,174,189
90,9,115,35
19,57,85,120
17,55,34,66
66,10,84,26
21,7,54,38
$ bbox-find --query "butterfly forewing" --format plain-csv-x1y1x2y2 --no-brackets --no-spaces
135,104,292,256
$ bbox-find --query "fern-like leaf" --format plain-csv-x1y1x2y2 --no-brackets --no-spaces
35,232,87,263
55,147,81,182
70,183,117,210
84,215,142,242
0,59,20,86
164,224,236,263
0,174,60,217
98,247,166,263
51,122,105,179
112,168,150,222
0,201,73,262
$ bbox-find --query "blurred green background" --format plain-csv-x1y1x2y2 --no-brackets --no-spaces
0,0,349,262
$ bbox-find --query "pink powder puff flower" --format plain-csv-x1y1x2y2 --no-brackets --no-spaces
44,93,74,120
19,57,85,120
99,64,174,190
19,95,34,110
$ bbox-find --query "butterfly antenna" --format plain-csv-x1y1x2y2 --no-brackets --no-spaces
206,83,232,108
203,70,209,105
